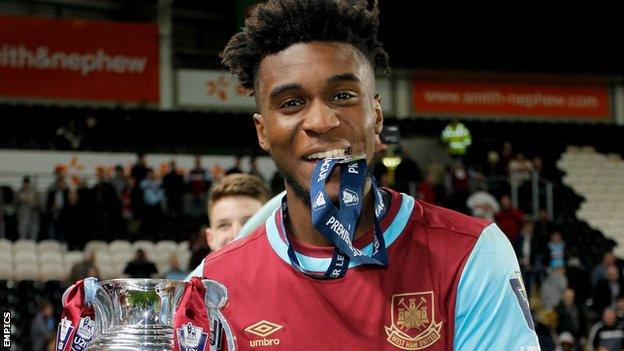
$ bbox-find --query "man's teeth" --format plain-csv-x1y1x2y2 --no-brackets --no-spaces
305,148,347,160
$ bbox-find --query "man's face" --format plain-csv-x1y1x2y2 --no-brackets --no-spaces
562,289,575,305
206,195,264,251
603,309,616,326
253,41,383,202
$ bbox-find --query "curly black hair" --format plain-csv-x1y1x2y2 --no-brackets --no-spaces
221,0,390,93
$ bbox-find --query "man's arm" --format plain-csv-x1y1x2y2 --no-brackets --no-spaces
454,223,540,350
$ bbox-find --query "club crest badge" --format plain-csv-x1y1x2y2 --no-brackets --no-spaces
177,322,209,351
312,191,326,211
55,318,74,351
384,292,443,350
510,271,535,331
341,188,359,207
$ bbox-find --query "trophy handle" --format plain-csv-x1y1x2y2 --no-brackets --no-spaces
202,279,236,351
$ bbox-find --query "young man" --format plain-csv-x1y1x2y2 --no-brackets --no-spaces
205,174,270,251
187,173,271,278
203,0,540,349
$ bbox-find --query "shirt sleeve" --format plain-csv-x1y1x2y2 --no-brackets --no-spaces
454,223,541,351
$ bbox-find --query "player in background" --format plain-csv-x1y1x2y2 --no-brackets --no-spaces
186,173,271,278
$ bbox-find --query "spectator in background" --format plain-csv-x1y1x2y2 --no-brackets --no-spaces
162,160,185,218
188,225,211,274
535,309,558,351
547,231,566,269
534,208,555,249
483,150,506,177
162,255,186,280
514,221,539,298
417,171,437,204
188,174,270,278
30,300,55,351
67,250,100,283
127,177,144,239
45,175,68,240
92,167,121,241
567,257,592,307
58,189,87,251
466,187,500,221
500,141,514,172
541,263,568,310
557,332,576,351
140,168,164,240
440,119,471,160
445,161,470,213
532,155,544,176
509,152,534,184
593,266,623,315
588,308,624,351
205,174,270,251
110,164,129,198
130,152,149,184
615,296,624,327
495,195,524,241
592,251,618,289
556,288,586,345
248,155,265,182
16,176,40,240
188,155,212,219
394,146,422,196
124,249,158,278
76,177,95,238
226,154,244,175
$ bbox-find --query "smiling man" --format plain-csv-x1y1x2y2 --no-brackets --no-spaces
202,1,540,350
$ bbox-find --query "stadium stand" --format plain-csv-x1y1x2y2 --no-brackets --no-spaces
560,146,624,257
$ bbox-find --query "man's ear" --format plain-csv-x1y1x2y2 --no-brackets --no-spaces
205,227,215,251
374,94,384,135
253,113,270,152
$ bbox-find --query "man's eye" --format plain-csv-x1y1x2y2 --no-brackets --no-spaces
332,92,355,101
280,99,304,109
217,223,230,231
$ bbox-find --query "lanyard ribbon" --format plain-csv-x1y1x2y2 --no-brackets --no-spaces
281,157,388,279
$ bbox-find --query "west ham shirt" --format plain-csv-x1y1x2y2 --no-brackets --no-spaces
202,189,540,350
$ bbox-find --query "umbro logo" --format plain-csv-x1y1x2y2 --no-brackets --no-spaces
244,320,283,347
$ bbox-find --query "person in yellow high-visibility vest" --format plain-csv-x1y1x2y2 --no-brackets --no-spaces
441,119,472,158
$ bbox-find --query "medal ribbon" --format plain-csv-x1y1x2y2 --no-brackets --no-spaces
281,157,387,279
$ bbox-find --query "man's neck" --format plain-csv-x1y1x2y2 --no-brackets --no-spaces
284,181,377,247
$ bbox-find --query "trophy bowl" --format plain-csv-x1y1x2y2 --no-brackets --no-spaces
74,278,235,351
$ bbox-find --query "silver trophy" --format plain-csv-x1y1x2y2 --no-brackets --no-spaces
63,278,236,351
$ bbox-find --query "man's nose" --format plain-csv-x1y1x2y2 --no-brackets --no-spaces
302,100,340,135
231,221,243,239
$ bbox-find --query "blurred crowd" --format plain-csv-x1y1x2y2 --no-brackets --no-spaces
0,153,273,250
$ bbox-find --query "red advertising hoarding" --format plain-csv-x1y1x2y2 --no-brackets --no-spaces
0,16,159,103
413,81,610,120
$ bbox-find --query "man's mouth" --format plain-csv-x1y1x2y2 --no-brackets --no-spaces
303,147,351,161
